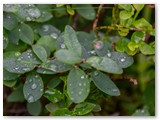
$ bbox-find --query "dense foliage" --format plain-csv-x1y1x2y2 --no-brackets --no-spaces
3,4,155,116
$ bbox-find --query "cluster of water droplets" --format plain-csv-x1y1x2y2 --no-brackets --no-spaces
26,7,41,21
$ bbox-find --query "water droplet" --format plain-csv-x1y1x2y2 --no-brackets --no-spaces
54,98,58,102
70,97,74,101
15,67,19,70
60,44,66,49
28,95,34,103
35,75,38,78
49,64,57,71
94,41,104,50
81,75,84,79
18,29,21,32
15,52,21,57
120,58,125,62
141,110,144,113
71,91,74,94
31,83,37,90
78,91,82,95
69,84,72,86
107,52,111,57
87,89,89,93
43,71,46,74
94,71,99,76
43,25,49,32
27,8,41,20
78,83,82,86
40,89,43,92
112,89,118,92
50,33,58,39
45,90,55,94
28,55,31,58
26,16,31,21
29,79,32,82
90,50,96,55
22,67,28,71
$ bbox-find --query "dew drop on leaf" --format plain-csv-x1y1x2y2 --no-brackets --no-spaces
81,75,84,79
28,95,34,103
31,83,37,90
43,25,49,32
94,71,99,76
50,33,58,39
60,44,66,49
78,83,82,86
78,91,82,95
120,57,125,62
107,52,111,57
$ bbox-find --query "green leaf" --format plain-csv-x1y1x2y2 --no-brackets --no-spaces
8,27,20,45
18,23,34,45
92,104,101,112
109,52,134,68
132,106,150,116
7,85,25,102
118,4,132,11
3,13,18,30
118,28,129,36
36,35,57,52
66,5,75,15
41,59,73,73
75,4,96,20
55,49,82,65
38,24,60,38
47,77,61,89
36,11,53,22
64,25,82,56
36,68,56,74
133,4,144,11
131,31,145,43
23,72,44,103
86,56,123,74
43,89,63,103
45,102,59,112
3,79,17,87
3,68,20,80
119,10,133,19
17,49,41,64
3,51,36,74
50,108,72,116
73,102,96,115
133,18,152,29
56,32,66,50
27,100,42,116
67,68,90,103
91,71,120,96
3,4,20,13
139,42,155,55
128,42,139,51
32,45,47,62
93,40,113,57
16,5,41,21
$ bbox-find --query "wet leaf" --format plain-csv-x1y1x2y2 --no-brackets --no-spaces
55,49,82,65
91,71,120,96
43,89,63,103
73,102,96,115
23,72,44,103
86,56,123,74
32,45,47,62
27,100,42,116
3,68,20,80
75,4,96,20
64,25,82,56
67,68,90,103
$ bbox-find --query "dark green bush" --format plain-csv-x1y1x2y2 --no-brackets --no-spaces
3,4,155,116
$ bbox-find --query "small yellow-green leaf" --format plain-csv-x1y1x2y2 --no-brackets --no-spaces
119,10,133,19
133,4,144,11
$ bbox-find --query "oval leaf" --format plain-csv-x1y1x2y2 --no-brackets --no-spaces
18,23,34,45
67,68,90,103
23,72,44,103
86,56,123,74
3,68,20,80
32,45,47,62
55,49,82,65
27,100,42,116
91,71,120,96
109,51,134,68
64,25,82,56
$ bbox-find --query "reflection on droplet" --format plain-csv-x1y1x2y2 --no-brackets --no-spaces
49,64,57,71
50,33,58,39
60,44,66,49
31,83,37,90
94,41,104,50
90,50,96,55
78,83,82,86
28,95,34,103
45,90,55,95
107,52,111,57
78,91,82,95
18,29,21,32
40,89,43,92
81,75,84,79
43,25,49,32
94,71,99,76
35,75,38,78
120,58,125,62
